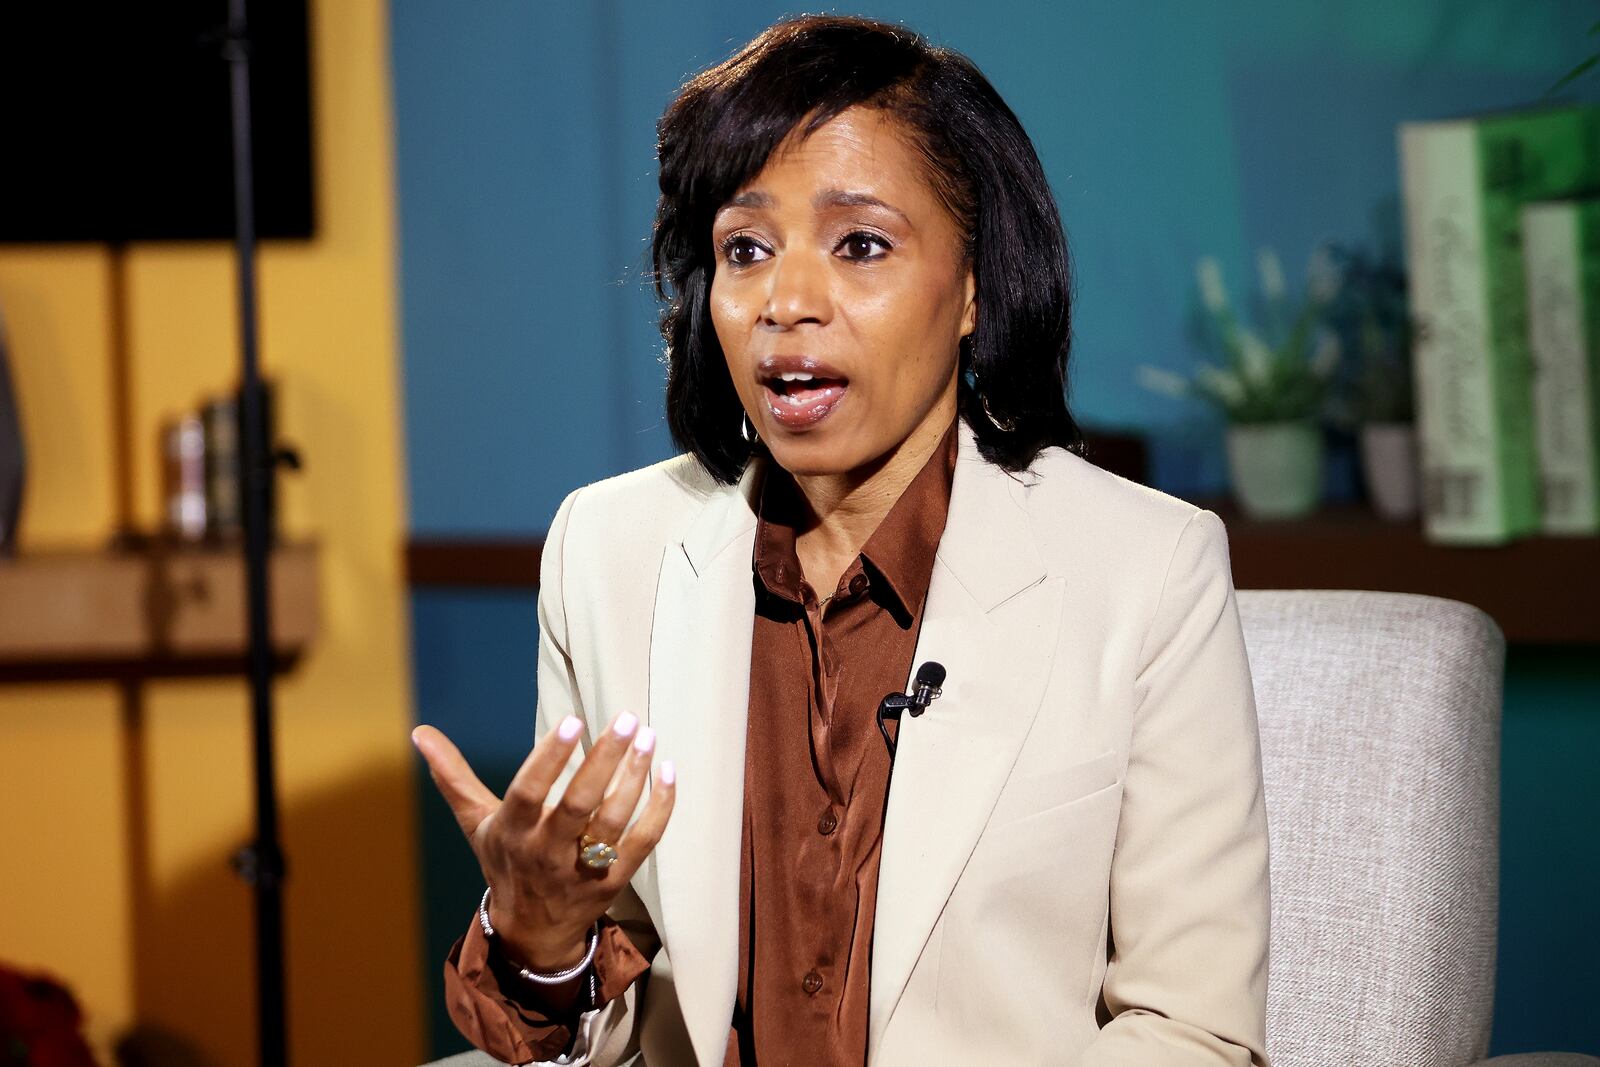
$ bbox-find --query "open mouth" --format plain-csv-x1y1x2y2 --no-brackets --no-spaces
760,369,849,429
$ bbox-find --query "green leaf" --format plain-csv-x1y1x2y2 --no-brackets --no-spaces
1283,301,1318,363
1548,53,1600,97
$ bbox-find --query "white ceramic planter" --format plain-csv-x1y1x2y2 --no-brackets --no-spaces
1225,420,1323,519
1359,421,1420,521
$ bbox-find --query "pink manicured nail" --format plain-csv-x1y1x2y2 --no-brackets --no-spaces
634,726,656,754
558,716,582,741
613,712,639,738
660,760,676,786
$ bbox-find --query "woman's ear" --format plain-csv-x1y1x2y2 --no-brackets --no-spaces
960,268,977,338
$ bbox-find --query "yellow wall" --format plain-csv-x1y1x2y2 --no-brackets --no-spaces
0,2,424,1064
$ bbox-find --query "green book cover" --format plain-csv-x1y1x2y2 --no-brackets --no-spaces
1522,199,1600,534
1399,105,1600,544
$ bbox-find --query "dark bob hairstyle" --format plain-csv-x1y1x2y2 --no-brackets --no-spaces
653,13,1086,484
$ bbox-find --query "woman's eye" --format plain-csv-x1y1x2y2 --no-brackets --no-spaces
722,235,769,266
837,231,891,260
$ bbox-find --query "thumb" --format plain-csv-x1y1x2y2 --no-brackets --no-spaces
412,725,499,839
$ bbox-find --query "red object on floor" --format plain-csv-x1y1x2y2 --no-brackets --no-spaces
0,964,99,1067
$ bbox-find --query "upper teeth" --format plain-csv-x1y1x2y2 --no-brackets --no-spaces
779,372,816,382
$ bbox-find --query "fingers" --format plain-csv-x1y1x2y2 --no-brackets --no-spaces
417,709,675,893
613,760,677,881
540,711,643,843
583,726,657,847
499,713,587,822
412,725,500,839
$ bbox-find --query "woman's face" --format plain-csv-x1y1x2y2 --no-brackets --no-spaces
709,106,976,480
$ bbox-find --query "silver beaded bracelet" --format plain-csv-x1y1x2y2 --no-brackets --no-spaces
478,887,600,988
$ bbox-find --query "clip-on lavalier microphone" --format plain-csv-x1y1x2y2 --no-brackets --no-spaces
877,661,946,758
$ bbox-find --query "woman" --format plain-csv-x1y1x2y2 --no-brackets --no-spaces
414,14,1271,1066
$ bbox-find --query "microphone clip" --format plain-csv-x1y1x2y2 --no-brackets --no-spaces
877,661,947,758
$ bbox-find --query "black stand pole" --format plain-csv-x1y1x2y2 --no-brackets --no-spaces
221,2,289,1064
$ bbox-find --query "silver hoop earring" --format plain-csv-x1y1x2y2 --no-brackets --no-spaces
979,392,1016,433
740,411,759,445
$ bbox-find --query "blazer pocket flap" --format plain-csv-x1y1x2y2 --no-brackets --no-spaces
986,748,1122,828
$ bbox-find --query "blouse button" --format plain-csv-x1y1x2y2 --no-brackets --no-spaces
817,809,839,835
801,970,824,995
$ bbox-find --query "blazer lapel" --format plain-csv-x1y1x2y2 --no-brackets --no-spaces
868,423,1065,1057
648,458,763,1066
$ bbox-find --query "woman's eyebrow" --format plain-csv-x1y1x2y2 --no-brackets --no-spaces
722,190,773,211
717,188,911,225
814,189,910,225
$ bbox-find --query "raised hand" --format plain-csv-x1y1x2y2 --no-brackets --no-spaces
412,711,675,971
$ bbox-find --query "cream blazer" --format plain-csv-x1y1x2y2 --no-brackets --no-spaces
530,418,1271,1066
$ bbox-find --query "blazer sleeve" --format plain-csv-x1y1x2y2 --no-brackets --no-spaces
444,486,662,1067
1081,509,1272,1066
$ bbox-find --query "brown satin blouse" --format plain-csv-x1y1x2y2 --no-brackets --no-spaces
444,420,957,1065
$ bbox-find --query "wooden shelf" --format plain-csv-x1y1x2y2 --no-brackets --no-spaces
0,542,319,680
1191,497,1600,645
406,538,541,588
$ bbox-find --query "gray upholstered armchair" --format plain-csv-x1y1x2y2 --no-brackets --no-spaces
423,590,1598,1067
1240,590,1595,1067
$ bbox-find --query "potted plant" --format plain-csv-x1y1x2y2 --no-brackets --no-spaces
1320,236,1420,520
1139,248,1341,519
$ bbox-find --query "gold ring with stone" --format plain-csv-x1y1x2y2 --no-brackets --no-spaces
579,834,618,870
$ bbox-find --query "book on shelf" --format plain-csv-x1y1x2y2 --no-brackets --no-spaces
1521,198,1600,535
1398,105,1600,544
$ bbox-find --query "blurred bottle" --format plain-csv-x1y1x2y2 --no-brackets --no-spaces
203,393,242,541
162,414,207,542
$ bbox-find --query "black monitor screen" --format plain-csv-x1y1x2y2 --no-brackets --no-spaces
0,1,315,243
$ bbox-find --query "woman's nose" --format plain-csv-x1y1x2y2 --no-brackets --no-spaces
759,250,830,329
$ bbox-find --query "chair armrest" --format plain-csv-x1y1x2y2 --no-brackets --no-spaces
1468,1055,1600,1067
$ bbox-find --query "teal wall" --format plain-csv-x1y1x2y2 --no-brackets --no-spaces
391,2,1600,1057
1497,647,1600,1054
